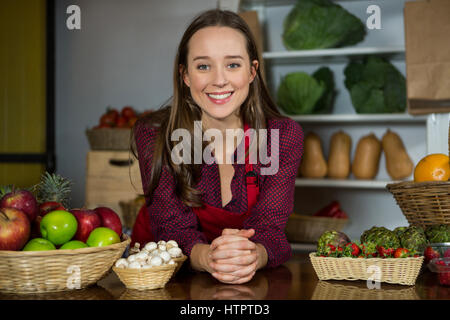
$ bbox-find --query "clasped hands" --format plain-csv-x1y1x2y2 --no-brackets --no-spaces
206,228,267,284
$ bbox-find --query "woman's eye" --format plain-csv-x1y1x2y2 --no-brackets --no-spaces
197,64,209,70
228,63,241,69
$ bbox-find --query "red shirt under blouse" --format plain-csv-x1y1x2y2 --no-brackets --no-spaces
134,116,304,268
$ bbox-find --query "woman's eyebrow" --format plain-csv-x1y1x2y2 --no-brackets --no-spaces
192,55,244,61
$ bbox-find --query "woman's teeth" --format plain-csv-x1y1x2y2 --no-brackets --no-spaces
207,92,232,100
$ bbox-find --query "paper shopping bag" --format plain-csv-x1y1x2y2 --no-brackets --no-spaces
404,0,450,114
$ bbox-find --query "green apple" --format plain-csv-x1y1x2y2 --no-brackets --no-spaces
86,227,120,247
40,210,78,245
60,240,88,250
23,238,56,251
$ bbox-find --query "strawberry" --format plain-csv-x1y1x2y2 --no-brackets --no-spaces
394,248,409,258
424,246,441,263
444,248,450,258
344,242,361,257
377,246,395,258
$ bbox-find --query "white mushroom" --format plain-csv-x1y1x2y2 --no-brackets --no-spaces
114,258,128,269
168,247,182,258
144,242,157,252
168,260,175,265
157,240,166,246
141,264,152,269
128,261,142,269
159,251,171,263
134,251,149,262
158,244,167,252
149,256,163,267
166,240,178,250
127,254,138,263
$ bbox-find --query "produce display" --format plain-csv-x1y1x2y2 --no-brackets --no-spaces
344,56,406,114
352,133,382,180
382,130,414,180
312,201,348,219
428,258,450,287
298,132,327,178
413,153,450,182
298,129,416,181
315,224,447,258
115,240,183,269
327,131,351,179
94,106,139,129
0,172,124,252
277,67,336,115
282,0,366,50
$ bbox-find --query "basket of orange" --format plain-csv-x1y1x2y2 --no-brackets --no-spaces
386,152,450,227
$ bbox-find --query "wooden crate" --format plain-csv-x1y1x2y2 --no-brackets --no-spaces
85,151,143,221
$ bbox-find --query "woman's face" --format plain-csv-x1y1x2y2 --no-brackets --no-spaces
182,26,258,126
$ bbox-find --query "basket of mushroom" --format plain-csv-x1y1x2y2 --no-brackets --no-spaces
112,240,187,290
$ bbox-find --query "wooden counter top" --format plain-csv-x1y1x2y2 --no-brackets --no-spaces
0,252,448,300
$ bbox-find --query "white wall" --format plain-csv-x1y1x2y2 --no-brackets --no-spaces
55,0,216,208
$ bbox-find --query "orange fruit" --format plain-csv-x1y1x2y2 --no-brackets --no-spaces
413,153,450,182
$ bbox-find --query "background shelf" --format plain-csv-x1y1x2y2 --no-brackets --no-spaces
295,178,394,189
263,46,405,64
286,113,427,123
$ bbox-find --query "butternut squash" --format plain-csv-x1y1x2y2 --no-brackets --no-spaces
327,130,352,179
299,132,327,178
382,129,414,180
352,133,381,179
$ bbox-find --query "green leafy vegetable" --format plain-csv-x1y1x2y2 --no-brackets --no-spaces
344,56,406,113
282,0,366,50
277,67,335,115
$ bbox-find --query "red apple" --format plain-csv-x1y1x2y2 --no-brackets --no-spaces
0,188,38,222
0,207,31,250
70,209,101,243
94,207,122,237
39,201,66,216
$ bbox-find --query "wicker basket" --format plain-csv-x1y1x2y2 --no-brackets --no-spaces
86,128,132,151
119,288,171,300
311,280,420,300
386,180,450,227
119,197,145,230
285,214,349,243
309,252,424,286
0,235,130,294
172,254,188,275
113,264,177,290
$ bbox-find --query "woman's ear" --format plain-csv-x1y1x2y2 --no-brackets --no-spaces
179,64,190,87
250,60,259,83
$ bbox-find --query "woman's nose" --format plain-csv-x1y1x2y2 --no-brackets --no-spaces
212,67,228,87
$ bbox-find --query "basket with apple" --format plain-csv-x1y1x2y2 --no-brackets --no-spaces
0,173,130,294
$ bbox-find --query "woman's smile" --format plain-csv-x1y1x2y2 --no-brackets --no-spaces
206,91,234,104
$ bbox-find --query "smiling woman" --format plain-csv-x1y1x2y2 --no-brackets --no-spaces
130,9,304,285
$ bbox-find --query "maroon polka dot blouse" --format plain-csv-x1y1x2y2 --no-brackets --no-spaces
134,116,304,268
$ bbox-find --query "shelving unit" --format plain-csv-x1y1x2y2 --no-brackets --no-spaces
262,46,405,64
239,0,443,241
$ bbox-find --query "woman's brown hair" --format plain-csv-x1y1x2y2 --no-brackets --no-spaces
131,9,283,208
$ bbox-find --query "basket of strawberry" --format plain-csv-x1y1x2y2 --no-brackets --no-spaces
310,226,426,286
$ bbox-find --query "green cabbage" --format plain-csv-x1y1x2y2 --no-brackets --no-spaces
344,56,406,113
277,67,335,115
282,0,366,50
